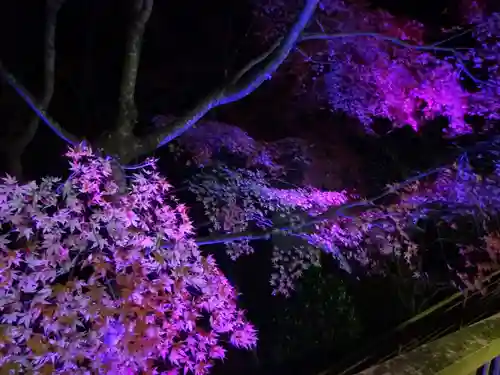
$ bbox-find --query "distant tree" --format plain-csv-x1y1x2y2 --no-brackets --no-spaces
251,0,500,135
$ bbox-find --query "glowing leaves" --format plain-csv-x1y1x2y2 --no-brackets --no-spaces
84,253,112,279
209,345,226,360
189,154,358,295
1,312,19,325
116,273,134,289
50,283,68,299
0,143,255,374
86,285,106,302
253,0,498,136
169,343,188,367
230,322,258,349
115,272,140,301
1,250,22,268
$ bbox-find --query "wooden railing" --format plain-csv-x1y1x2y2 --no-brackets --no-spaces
352,313,500,375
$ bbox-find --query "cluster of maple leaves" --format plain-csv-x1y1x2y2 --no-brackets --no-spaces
251,0,500,136
2,140,500,374
178,121,500,296
0,144,256,375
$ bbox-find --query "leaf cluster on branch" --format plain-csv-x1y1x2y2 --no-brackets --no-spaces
0,144,256,375
173,121,500,296
253,0,500,135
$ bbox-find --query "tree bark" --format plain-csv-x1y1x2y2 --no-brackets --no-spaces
2,0,320,164
0,0,65,179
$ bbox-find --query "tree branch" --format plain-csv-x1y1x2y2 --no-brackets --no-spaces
0,63,80,147
0,0,80,151
0,0,155,164
118,21,491,162
184,167,446,248
299,32,494,87
0,0,79,177
133,0,320,158
189,200,372,247
114,0,154,138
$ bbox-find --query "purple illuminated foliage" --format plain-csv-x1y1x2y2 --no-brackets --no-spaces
173,118,500,296
2,0,500,373
253,0,500,136
0,144,256,375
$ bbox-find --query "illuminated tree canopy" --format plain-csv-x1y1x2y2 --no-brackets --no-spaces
0,0,500,374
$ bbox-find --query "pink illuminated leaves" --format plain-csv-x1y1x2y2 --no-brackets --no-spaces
0,143,256,375
182,116,500,295
252,0,500,136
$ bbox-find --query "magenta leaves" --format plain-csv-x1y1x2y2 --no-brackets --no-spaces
175,120,500,297
253,0,500,136
0,143,256,375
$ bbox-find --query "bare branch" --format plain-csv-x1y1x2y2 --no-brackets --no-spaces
0,0,80,155
230,36,284,85
189,201,372,248
133,0,320,157
114,0,154,138
0,62,80,147
299,32,461,50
